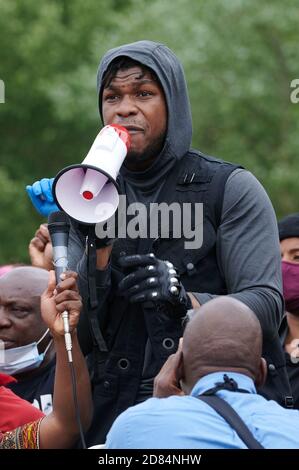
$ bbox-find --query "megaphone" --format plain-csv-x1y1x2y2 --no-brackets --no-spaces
53,124,130,224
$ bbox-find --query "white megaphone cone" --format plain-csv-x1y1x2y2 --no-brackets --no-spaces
53,124,130,224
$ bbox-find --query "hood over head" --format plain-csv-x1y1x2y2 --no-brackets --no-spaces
96,40,193,189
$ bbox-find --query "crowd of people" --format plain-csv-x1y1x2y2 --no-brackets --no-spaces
1,40,299,449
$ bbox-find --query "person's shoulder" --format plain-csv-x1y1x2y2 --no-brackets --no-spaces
224,168,270,201
255,395,299,417
248,397,299,448
0,386,44,431
106,400,154,441
121,397,161,417
255,397,299,434
107,396,183,438
187,149,240,168
112,396,177,423
219,168,276,225
0,384,12,398
226,168,261,186
182,151,242,188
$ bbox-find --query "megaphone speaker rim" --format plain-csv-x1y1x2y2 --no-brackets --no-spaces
52,163,120,225
53,163,120,192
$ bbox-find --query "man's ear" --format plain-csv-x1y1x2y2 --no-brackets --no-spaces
254,357,267,388
179,356,193,395
179,374,188,395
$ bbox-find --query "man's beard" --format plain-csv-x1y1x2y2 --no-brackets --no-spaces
124,131,166,171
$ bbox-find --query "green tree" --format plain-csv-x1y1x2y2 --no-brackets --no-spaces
0,0,298,262
0,0,131,262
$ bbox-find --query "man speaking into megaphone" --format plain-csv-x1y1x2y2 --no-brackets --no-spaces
27,41,289,446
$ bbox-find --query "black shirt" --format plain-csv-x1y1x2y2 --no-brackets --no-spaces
7,358,55,415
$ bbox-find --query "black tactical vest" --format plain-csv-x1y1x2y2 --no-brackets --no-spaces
112,150,240,293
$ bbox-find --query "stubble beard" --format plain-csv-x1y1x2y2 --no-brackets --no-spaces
124,131,166,171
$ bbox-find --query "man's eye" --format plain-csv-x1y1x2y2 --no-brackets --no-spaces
12,307,28,315
104,95,118,101
138,91,153,97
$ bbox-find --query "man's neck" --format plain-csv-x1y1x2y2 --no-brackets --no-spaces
124,158,155,172
186,367,255,394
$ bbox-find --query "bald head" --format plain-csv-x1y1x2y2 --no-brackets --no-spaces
182,297,263,392
0,266,49,297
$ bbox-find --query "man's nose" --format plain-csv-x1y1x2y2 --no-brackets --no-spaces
0,307,12,328
116,96,138,118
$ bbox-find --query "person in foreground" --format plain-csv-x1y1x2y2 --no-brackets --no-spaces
105,297,299,449
0,270,93,449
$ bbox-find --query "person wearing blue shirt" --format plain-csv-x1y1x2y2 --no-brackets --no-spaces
105,297,299,449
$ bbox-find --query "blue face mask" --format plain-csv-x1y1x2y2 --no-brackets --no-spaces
0,328,52,376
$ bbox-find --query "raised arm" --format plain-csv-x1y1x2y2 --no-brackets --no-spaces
38,270,93,449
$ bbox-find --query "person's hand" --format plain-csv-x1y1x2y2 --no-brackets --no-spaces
29,223,53,271
41,270,82,337
153,340,185,398
118,253,192,315
26,177,59,217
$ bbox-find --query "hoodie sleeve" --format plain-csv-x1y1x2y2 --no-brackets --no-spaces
192,169,283,340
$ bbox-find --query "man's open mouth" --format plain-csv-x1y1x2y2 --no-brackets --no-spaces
122,125,144,133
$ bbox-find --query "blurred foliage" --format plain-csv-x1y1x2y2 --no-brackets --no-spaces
0,0,298,262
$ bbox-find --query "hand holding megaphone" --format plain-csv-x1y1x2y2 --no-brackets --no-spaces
53,124,130,225
26,177,59,217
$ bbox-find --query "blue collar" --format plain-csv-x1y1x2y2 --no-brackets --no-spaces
191,371,257,397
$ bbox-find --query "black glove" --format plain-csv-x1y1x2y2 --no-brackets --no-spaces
118,253,192,315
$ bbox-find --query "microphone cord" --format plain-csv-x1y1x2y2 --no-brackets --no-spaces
69,359,87,449
62,311,87,450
